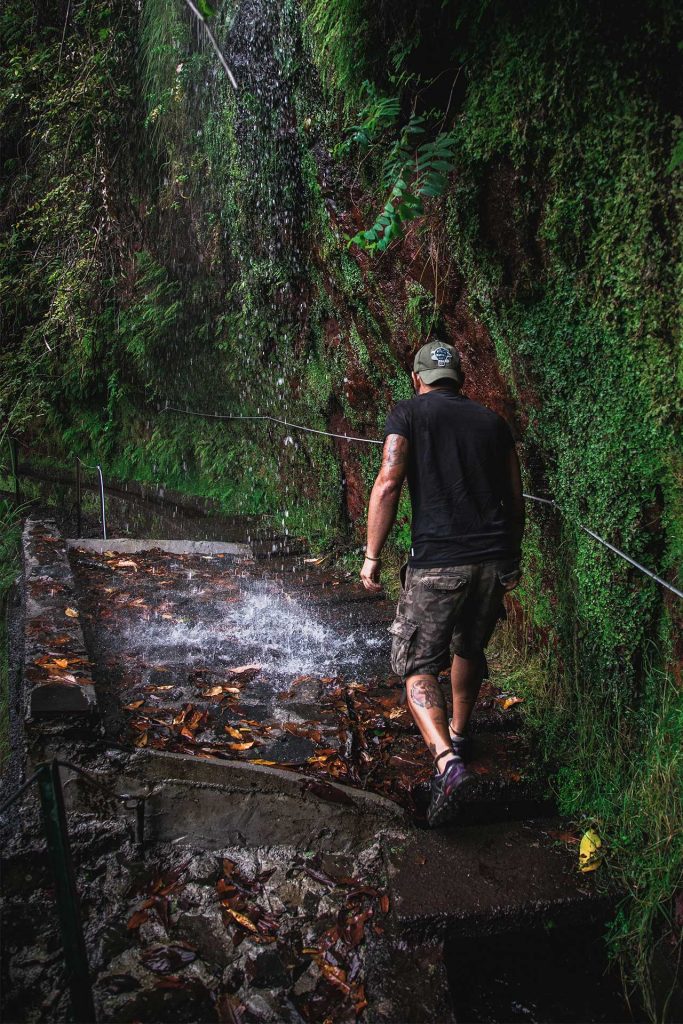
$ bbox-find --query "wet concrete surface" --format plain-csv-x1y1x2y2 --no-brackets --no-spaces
66,543,542,820
3,516,635,1023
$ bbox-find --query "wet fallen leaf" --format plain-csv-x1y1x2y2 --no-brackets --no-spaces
204,686,225,697
320,961,350,994
379,893,390,913
65,607,79,618
249,759,278,766
47,672,79,684
303,779,356,806
140,944,196,974
125,700,145,710
127,909,149,930
547,828,579,845
224,726,243,739
227,741,255,751
35,656,71,671
496,695,524,710
227,664,261,677
223,908,259,933
115,559,139,570
579,828,603,872
154,976,186,989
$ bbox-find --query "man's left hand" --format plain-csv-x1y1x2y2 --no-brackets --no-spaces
360,557,382,592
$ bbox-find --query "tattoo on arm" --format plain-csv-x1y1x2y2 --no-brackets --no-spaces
409,676,446,710
383,434,409,471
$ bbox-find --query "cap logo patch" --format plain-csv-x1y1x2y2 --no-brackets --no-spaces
431,346,452,368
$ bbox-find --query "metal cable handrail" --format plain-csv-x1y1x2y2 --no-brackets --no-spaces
163,402,384,444
162,404,682,600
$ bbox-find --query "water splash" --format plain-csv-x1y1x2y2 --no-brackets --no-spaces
227,581,383,681
117,576,385,686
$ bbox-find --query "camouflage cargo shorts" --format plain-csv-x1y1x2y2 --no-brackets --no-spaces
388,559,521,680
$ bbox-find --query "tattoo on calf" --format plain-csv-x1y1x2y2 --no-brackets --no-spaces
409,676,445,710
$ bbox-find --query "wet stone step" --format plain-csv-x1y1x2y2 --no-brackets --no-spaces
404,731,555,827
383,818,612,940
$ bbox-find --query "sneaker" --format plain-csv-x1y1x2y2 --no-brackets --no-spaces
427,758,473,827
449,725,472,763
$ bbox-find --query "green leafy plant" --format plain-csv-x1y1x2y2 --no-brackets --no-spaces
350,119,457,251
334,83,401,157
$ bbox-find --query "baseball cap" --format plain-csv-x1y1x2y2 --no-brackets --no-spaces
413,340,463,386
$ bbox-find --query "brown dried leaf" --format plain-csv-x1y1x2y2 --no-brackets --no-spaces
65,607,79,618
127,909,149,930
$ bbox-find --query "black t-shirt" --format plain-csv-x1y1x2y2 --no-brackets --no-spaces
384,390,518,567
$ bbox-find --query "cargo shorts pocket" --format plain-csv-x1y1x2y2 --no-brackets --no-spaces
422,575,467,591
388,615,418,677
497,568,521,589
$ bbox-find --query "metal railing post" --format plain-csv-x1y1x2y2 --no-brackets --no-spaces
75,459,82,539
36,762,96,1023
9,437,20,504
96,465,107,541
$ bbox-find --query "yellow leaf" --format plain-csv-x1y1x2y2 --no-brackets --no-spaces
495,695,524,710
579,829,603,872
115,559,138,570
65,607,79,618
224,908,258,932
204,686,224,697
227,741,255,751
250,759,278,766
224,726,243,739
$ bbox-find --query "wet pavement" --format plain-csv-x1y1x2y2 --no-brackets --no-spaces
2,517,636,1024
67,545,539,821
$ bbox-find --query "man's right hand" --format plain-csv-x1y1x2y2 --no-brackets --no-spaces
360,557,382,592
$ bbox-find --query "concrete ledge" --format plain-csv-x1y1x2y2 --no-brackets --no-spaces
116,749,408,852
66,537,252,558
21,519,99,730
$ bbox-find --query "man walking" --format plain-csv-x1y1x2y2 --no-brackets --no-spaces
360,341,524,826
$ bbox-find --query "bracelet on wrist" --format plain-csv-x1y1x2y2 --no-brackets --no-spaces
365,554,381,562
